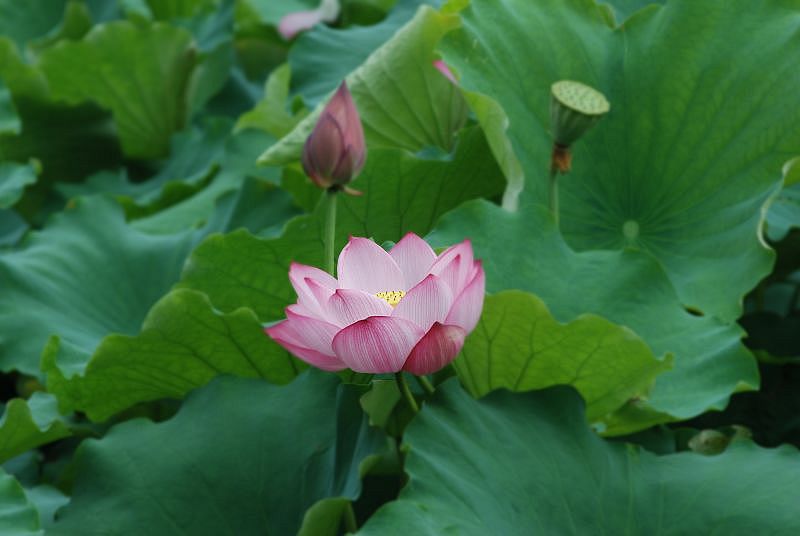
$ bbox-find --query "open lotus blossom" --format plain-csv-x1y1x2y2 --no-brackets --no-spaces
266,234,484,374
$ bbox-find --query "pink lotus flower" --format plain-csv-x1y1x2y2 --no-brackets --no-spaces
301,81,366,191
278,0,340,40
266,234,485,374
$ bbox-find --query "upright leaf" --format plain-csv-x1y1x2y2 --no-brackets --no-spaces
40,21,199,158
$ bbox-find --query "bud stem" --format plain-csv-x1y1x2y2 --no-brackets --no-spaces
395,372,419,413
323,188,338,276
414,375,436,395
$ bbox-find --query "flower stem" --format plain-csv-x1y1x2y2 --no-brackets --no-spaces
549,165,559,230
415,375,436,395
323,188,338,276
343,501,358,533
395,372,419,413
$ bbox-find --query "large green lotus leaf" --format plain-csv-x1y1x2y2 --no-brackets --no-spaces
182,126,504,319
428,200,756,431
767,185,800,242
0,37,122,183
49,372,384,536
0,392,70,464
0,161,37,208
288,0,426,107
441,0,800,321
202,177,300,237
359,383,800,535
258,5,467,166
39,21,205,158
0,209,28,247
131,175,297,235
458,291,671,423
0,196,198,375
41,289,303,421
0,0,69,50
0,469,42,536
602,0,662,20
57,118,232,206
766,159,800,241
130,129,292,235
24,486,67,532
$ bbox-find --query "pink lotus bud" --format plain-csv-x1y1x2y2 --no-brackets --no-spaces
301,82,366,191
266,233,485,375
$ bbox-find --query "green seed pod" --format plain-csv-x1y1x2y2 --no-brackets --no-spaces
688,429,730,456
549,80,610,147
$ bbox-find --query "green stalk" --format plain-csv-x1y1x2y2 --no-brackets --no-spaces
323,188,338,276
395,372,419,413
414,375,436,396
549,165,559,230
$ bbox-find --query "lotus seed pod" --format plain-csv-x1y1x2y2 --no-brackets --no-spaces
549,80,610,147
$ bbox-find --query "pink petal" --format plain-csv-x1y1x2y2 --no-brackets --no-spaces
328,82,365,155
265,320,345,371
284,308,340,354
299,275,338,323
305,113,345,180
433,60,457,84
327,288,393,327
392,274,453,332
332,316,424,373
289,262,337,315
337,237,405,293
403,323,466,375
444,263,485,333
389,233,437,289
278,10,324,40
429,240,474,294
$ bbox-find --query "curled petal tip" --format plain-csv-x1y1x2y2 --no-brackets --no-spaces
433,60,457,84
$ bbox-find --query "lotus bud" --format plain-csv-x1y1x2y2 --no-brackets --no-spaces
301,81,366,192
549,80,610,173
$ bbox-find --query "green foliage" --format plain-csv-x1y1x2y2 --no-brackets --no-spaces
42,289,303,421
0,0,798,532
0,196,198,375
40,21,201,158
0,469,42,536
457,291,672,424
181,127,505,319
441,0,799,321
259,5,467,166
49,372,384,536
0,161,37,208
360,383,800,534
428,200,757,431
0,393,70,463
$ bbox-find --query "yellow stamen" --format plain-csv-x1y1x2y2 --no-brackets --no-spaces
375,290,405,307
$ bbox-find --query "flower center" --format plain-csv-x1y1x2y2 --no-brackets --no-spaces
375,290,405,307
